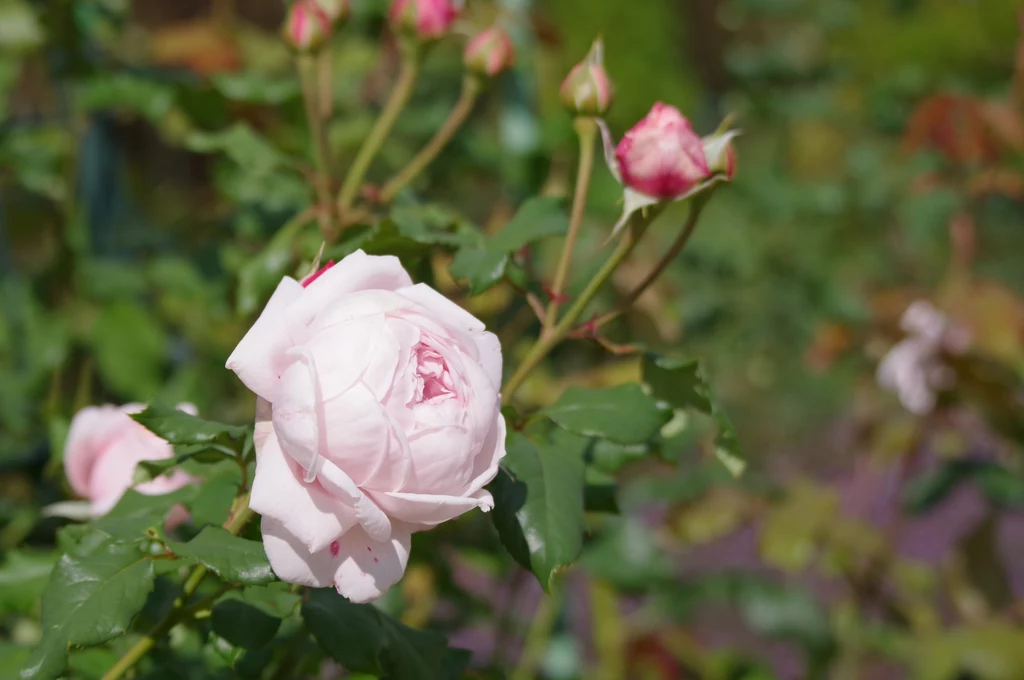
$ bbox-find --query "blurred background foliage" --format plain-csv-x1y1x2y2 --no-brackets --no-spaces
3,0,1024,678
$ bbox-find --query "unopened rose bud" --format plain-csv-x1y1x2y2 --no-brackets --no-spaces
283,0,332,52
560,38,614,117
390,0,460,41
702,131,738,180
314,0,351,26
464,27,515,78
615,102,708,199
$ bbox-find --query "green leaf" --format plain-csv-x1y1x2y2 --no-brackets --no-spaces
642,354,746,476
488,432,586,589
302,589,454,680
580,518,672,591
134,447,234,485
211,73,301,105
130,405,247,446
186,124,287,175
0,551,54,613
90,487,199,542
21,543,155,680
88,301,167,400
189,470,241,527
542,384,671,445
169,528,274,585
448,197,568,294
76,74,177,123
211,595,282,650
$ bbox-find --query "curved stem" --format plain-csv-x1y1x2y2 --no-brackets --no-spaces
337,48,421,215
511,584,561,680
543,117,598,334
379,75,482,204
501,209,660,403
590,195,710,330
101,493,254,680
299,55,338,241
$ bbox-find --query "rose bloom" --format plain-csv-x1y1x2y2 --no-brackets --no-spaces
615,102,709,199
64,403,196,517
226,250,505,603
390,0,459,40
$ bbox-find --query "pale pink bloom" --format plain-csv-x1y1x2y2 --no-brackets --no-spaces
226,250,505,603
464,26,515,77
63,403,197,518
876,300,971,415
390,0,460,40
599,102,739,237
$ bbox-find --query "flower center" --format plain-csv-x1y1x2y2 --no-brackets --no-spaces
413,344,456,404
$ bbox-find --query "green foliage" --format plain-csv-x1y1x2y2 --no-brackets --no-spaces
542,383,672,444
168,528,274,586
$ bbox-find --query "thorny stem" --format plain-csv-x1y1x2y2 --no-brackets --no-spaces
299,54,339,241
589,193,710,331
101,492,255,680
338,47,421,216
543,117,598,334
501,208,661,403
379,74,482,203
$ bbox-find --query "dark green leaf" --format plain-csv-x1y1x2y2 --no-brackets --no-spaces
189,471,241,527
77,74,176,123
902,460,980,514
131,405,247,446
642,354,745,476
448,197,568,294
302,589,452,680
186,124,286,175
542,384,671,445
21,543,155,680
488,432,586,589
583,483,620,514
0,551,54,613
212,595,281,649
169,528,273,585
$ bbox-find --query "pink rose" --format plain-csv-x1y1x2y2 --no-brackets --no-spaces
226,250,505,603
615,102,709,200
464,26,516,78
599,102,739,236
64,403,196,517
390,0,460,41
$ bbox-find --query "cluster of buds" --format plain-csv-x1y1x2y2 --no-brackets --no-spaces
559,39,738,235
282,0,351,52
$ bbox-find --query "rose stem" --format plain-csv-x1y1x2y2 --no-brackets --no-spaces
378,74,482,204
337,45,421,216
101,493,254,680
299,53,339,242
542,116,598,335
501,208,661,403
589,191,711,331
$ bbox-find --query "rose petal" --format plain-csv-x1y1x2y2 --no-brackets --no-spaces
460,411,506,496
260,517,336,588
304,315,389,401
331,522,412,604
64,406,124,498
286,250,412,343
474,331,503,391
250,430,355,553
225,276,304,402
396,283,485,336
321,382,410,489
272,355,392,542
368,489,493,528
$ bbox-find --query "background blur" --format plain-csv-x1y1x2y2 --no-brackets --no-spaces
3,0,1024,678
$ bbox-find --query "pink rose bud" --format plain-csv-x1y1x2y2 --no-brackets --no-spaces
615,102,709,199
464,26,515,78
63,403,197,519
225,249,505,603
390,0,460,41
282,0,332,52
314,0,351,26
559,38,614,117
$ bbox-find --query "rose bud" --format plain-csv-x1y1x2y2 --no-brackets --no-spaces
61,403,197,519
599,102,738,236
226,249,505,603
559,38,614,117
390,0,460,42
282,0,332,52
314,0,351,27
464,26,515,78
